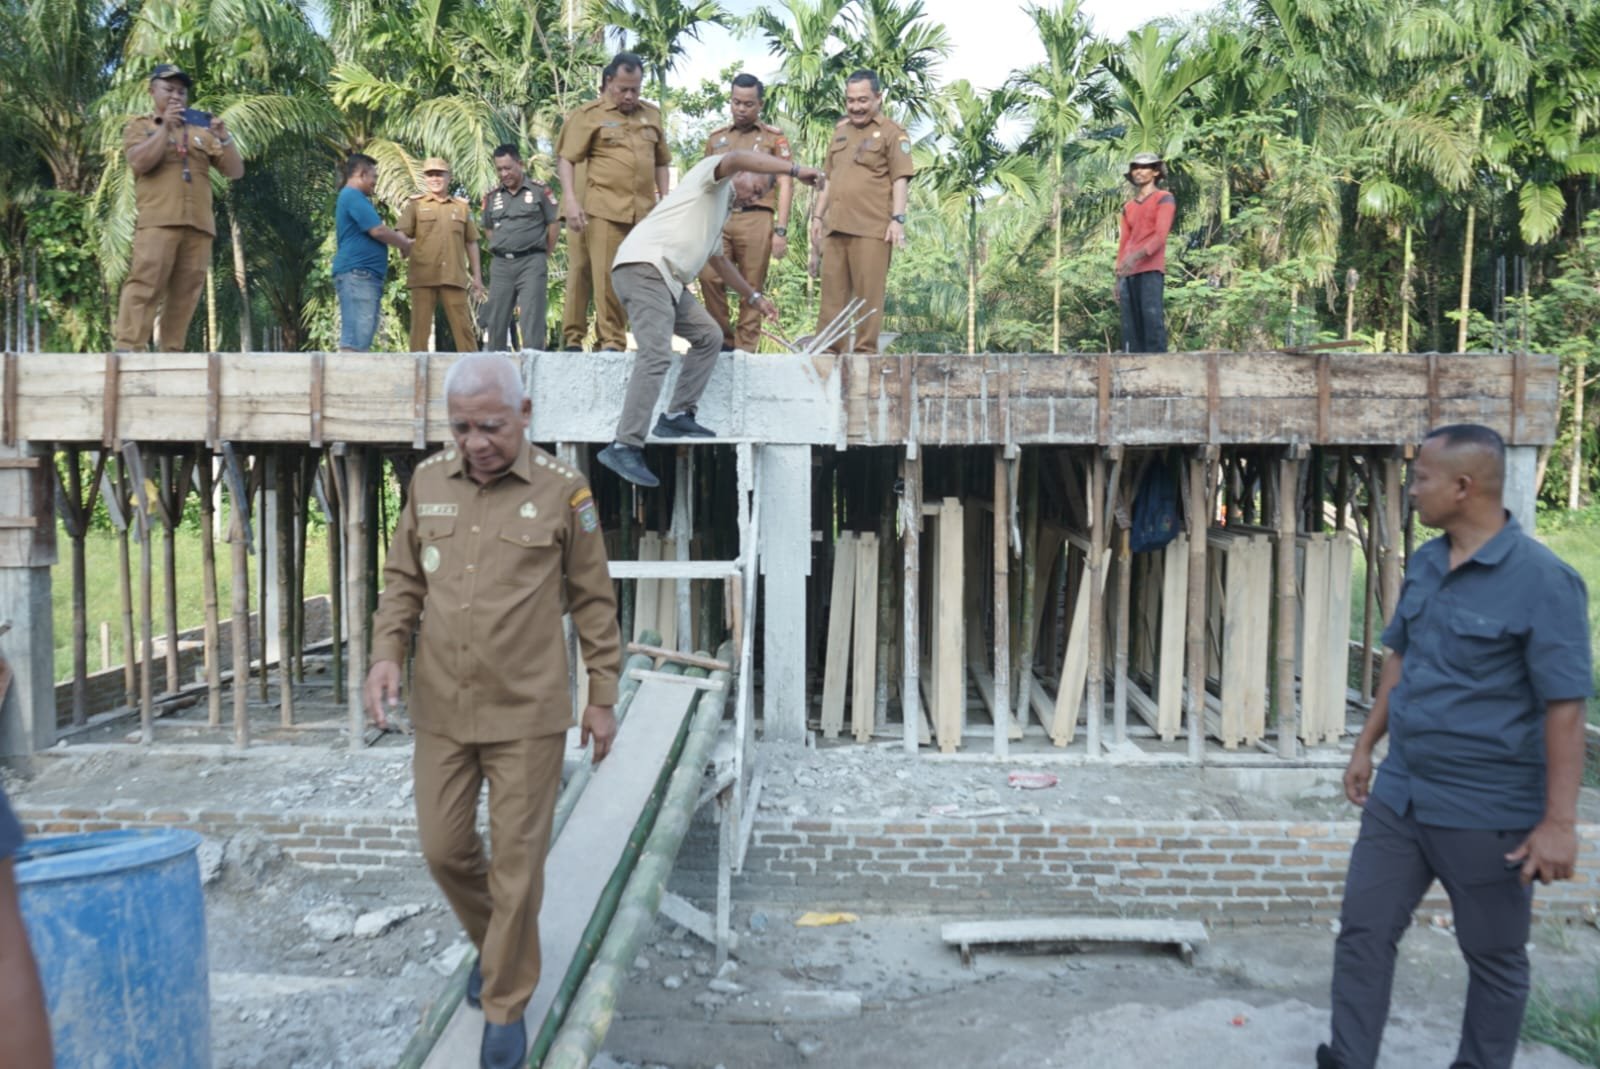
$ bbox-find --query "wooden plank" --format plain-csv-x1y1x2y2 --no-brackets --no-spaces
1300,536,1332,744
967,659,1023,740
1242,535,1272,746
851,532,879,743
633,533,662,643
606,559,739,581
901,452,922,755
1184,451,1211,761
419,677,698,1069
1218,537,1247,749
941,917,1208,967
819,531,857,739
625,643,731,673
1274,457,1300,758
1157,534,1187,741
933,498,964,752
1322,534,1354,742
626,668,727,691
1050,545,1110,747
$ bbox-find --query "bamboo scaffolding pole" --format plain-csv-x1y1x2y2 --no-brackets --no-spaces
538,652,732,1069
228,451,252,750
1379,453,1403,634
111,460,137,707
1360,457,1378,701
901,450,922,756
874,498,895,735
197,451,222,728
319,457,344,704
1274,454,1300,758
343,449,368,753
1184,449,1212,762
1084,451,1107,756
1013,453,1040,729
158,454,181,694
123,447,156,743
294,451,313,684
1113,524,1131,747
257,455,270,704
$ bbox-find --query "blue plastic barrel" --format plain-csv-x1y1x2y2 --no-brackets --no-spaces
15,828,212,1069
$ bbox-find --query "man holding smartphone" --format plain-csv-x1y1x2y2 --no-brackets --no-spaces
112,64,244,352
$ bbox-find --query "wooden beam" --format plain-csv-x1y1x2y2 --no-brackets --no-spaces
819,531,856,739
1274,455,1299,757
851,531,880,743
625,643,731,673
933,497,964,753
991,449,1010,757
901,451,922,756
1184,449,1212,761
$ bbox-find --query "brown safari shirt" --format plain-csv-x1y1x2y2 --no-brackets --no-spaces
370,440,622,744
821,114,915,238
396,192,480,289
557,98,670,225
123,115,226,236
702,121,792,212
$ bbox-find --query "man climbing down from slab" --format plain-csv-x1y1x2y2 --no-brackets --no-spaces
595,149,823,489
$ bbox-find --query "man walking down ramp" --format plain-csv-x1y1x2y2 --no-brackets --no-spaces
365,354,621,1069
1320,424,1592,1069
595,150,822,489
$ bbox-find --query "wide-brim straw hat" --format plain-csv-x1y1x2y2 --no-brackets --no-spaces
1126,152,1166,180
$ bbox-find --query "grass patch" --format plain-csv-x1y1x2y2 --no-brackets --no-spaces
1525,975,1600,1067
50,526,332,682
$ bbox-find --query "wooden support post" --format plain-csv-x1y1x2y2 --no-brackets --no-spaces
900,451,921,756
107,461,136,707
851,531,880,743
819,531,856,738
319,456,344,705
197,451,222,728
1013,453,1039,729
158,454,180,695
343,449,368,753
874,501,894,740
123,445,155,744
1157,534,1187,740
1275,455,1299,758
1379,454,1403,631
673,449,692,654
1184,449,1211,762
991,449,1010,758
1360,457,1379,701
1085,451,1106,757
619,486,635,646
0,441,57,758
225,448,252,750
1113,524,1131,748
275,449,295,726
933,497,964,753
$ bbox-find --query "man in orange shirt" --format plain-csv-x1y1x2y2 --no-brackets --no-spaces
1113,152,1176,353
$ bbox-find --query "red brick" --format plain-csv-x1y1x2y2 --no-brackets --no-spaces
909,862,950,874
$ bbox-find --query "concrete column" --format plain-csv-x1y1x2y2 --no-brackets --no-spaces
0,444,58,759
758,445,811,741
1504,445,1538,533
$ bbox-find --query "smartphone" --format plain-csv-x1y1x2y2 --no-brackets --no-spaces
182,107,213,128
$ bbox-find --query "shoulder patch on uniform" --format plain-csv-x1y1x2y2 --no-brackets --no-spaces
570,487,593,508
571,488,598,532
899,139,911,154
417,503,458,516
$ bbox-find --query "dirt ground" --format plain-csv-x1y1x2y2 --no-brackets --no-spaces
11,687,1600,1067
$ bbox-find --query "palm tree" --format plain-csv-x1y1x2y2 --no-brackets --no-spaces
1100,25,1218,160
751,0,856,163
843,0,951,128
1011,0,1106,351
589,0,730,109
925,80,1036,354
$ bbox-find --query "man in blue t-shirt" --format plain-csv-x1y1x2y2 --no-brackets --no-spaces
1321,424,1593,1069
0,785,52,1067
332,153,414,351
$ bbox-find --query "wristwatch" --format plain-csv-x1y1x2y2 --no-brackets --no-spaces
749,291,765,303
890,213,907,224
773,226,788,237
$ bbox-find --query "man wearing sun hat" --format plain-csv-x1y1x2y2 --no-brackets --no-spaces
397,157,485,352
1113,151,1176,353
112,63,244,352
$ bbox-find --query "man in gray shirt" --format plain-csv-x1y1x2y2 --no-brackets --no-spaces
1321,424,1592,1069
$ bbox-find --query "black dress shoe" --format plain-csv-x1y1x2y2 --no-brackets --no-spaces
465,959,482,1010
597,443,661,488
480,1018,526,1069
653,411,717,439
1315,1043,1340,1068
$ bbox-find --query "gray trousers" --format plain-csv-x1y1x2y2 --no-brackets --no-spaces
482,251,549,351
1330,798,1534,1069
610,263,721,448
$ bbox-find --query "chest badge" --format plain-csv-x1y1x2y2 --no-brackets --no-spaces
520,502,538,519
524,190,533,204
422,545,441,573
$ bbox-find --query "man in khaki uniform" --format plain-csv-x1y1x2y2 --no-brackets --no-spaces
695,73,794,353
558,160,592,350
398,157,485,352
556,52,670,351
366,353,620,1069
113,63,244,351
809,69,915,355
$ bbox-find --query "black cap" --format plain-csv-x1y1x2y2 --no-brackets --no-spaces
149,64,193,88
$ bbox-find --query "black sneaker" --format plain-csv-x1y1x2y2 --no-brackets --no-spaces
465,959,482,1010
653,411,717,438
597,443,660,488
1315,1043,1340,1068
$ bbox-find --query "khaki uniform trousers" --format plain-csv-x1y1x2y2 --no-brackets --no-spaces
113,225,213,351
414,728,565,1025
560,229,592,349
583,217,632,351
408,285,479,353
697,209,775,352
817,232,892,354
611,263,722,447
482,252,549,351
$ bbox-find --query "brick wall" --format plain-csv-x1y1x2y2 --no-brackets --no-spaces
18,803,1599,923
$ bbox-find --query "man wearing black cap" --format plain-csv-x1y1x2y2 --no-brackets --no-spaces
112,64,244,352
1113,151,1175,353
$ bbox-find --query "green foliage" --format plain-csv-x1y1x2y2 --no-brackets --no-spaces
23,191,110,350
1525,974,1600,1066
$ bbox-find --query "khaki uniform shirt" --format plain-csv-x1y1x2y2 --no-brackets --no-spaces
702,121,791,212
822,114,915,238
557,98,670,225
370,440,622,744
123,115,225,236
614,157,733,300
482,177,557,255
397,192,480,289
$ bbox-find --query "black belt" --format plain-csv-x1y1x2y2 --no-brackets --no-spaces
494,247,546,260
730,205,773,214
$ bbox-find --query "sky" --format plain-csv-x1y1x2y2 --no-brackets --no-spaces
673,0,1219,97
